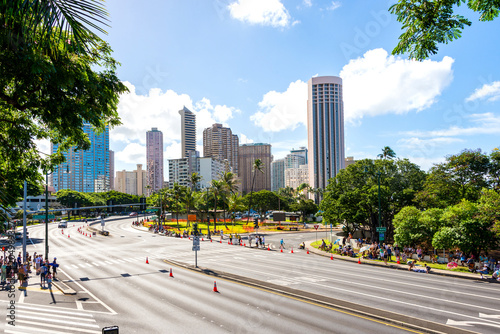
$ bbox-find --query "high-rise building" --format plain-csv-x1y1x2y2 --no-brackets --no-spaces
115,164,147,196
238,143,272,194
146,127,164,195
203,123,239,174
179,106,196,158
50,123,109,192
307,76,345,193
271,159,285,192
290,147,308,164
285,164,309,190
345,156,356,167
109,150,114,190
198,157,232,189
168,151,199,189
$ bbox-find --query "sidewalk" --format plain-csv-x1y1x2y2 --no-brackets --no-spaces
304,240,494,281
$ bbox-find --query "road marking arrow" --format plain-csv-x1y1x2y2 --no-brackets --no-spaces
447,319,500,328
479,313,500,319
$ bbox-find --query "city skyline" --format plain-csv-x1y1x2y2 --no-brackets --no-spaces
35,0,500,177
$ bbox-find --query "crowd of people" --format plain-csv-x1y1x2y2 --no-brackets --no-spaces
1,252,59,291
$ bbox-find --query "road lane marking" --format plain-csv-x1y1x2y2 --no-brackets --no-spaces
13,320,101,334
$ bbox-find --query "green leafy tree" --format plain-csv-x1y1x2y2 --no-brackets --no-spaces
290,199,318,223
190,172,202,192
210,179,224,232
171,183,186,229
390,0,500,60
321,158,425,241
0,0,127,207
248,190,280,218
416,149,490,208
433,199,498,256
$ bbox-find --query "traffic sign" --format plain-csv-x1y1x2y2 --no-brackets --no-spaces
314,224,319,230
192,245,200,251
145,209,158,213
379,232,385,241
376,227,386,232
33,214,55,220
193,236,200,246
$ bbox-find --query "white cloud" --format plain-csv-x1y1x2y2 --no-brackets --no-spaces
111,82,239,169
340,48,454,122
228,0,292,28
239,134,254,144
466,81,500,102
250,80,308,132
403,113,500,138
303,0,313,8
114,143,146,170
326,1,341,11
398,137,464,149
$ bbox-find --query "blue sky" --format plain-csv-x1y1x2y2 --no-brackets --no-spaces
79,0,500,176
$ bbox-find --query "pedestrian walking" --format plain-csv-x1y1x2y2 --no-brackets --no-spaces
52,258,58,278
280,238,285,249
47,273,53,290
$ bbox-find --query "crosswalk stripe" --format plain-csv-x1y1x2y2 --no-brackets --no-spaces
15,320,101,334
13,314,100,328
5,324,99,334
92,262,100,266
4,329,34,334
11,310,96,322
14,305,93,317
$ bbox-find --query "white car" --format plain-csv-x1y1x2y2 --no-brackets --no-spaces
58,220,68,228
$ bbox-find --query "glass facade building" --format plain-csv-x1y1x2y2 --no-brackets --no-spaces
51,123,110,193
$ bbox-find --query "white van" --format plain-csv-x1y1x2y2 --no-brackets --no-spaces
58,220,68,228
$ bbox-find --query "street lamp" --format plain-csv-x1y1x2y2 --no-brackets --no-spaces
44,169,53,262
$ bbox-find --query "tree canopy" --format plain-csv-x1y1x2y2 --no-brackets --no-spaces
0,0,127,208
390,0,500,60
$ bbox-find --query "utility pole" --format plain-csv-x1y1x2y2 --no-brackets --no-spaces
22,181,27,262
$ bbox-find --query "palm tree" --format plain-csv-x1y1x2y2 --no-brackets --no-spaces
246,159,264,225
378,146,396,160
220,171,239,228
183,188,197,228
2,1,109,56
227,193,245,230
171,183,185,229
210,179,224,232
190,172,202,192
296,183,311,201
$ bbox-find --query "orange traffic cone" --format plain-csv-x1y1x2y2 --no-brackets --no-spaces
397,259,400,264
228,240,230,244
89,234,91,238
358,258,361,264
267,245,270,251
220,240,222,243
307,248,309,254
211,239,213,243
202,238,204,241
331,254,334,260
291,247,294,254
146,257,149,264
169,268,173,277
213,281,218,292
280,248,283,253
243,243,246,247
68,234,70,238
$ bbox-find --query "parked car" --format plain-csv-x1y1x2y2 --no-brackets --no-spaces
58,220,68,228
129,212,138,217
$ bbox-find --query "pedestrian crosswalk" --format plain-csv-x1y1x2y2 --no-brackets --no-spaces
4,303,101,334
64,255,164,269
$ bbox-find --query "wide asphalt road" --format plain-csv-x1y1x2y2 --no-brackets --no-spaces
2,217,498,333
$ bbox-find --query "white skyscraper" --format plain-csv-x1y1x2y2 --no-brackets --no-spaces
146,127,164,195
307,76,345,193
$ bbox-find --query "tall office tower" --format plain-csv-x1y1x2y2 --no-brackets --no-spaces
51,123,110,192
146,127,164,195
271,159,285,192
109,150,115,190
203,123,239,174
238,143,272,194
179,106,196,158
115,164,148,196
307,76,345,193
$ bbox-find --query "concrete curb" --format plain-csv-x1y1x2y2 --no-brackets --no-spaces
52,277,76,295
304,240,492,282
164,259,476,334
